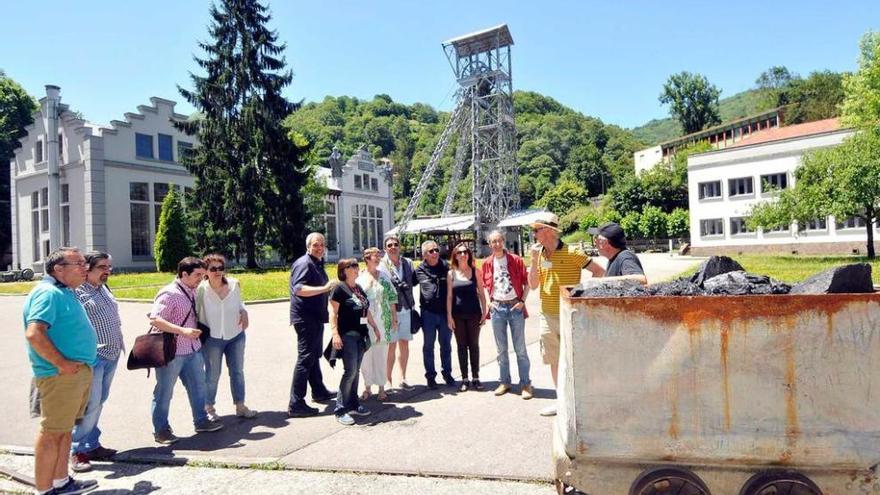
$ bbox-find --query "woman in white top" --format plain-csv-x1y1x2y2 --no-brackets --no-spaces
356,247,398,401
197,253,256,420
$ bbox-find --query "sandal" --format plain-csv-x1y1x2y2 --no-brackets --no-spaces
378,391,388,401
360,390,371,401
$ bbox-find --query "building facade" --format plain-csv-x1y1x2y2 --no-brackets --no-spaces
11,86,196,271
317,147,394,261
687,118,879,256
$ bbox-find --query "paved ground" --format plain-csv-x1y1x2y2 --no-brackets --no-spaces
0,253,702,493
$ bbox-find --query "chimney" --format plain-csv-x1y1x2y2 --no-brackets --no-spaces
44,85,62,252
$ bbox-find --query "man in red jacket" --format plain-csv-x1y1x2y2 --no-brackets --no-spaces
482,230,532,399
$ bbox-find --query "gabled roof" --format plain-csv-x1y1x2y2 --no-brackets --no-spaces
726,118,842,149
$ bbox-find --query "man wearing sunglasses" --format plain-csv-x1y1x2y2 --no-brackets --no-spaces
414,240,455,389
378,236,417,391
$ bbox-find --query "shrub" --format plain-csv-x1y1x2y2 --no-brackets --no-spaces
154,187,193,272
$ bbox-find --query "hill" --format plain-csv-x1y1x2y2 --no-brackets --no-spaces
630,89,772,145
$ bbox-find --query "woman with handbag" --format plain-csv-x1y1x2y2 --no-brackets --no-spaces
356,248,398,402
197,254,256,421
446,242,487,392
330,259,381,426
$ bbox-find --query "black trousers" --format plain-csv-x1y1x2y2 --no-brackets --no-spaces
289,319,331,408
452,315,481,380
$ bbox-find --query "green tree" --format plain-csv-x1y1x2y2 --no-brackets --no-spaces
748,129,880,258
783,71,844,124
666,208,690,239
841,31,880,129
659,71,722,134
0,71,37,260
578,208,602,234
154,187,192,272
619,210,642,240
639,206,667,246
535,180,590,216
755,65,794,109
177,0,310,266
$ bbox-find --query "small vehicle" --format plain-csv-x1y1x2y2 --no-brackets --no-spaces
0,268,35,283
554,289,880,494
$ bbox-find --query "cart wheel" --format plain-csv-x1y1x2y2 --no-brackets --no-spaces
20,268,34,281
630,467,710,495
738,470,822,495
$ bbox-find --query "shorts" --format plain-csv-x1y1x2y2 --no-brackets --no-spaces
539,313,560,365
389,310,413,342
34,366,93,433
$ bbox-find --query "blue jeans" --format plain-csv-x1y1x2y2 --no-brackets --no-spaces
421,309,453,380
491,305,530,386
151,351,209,433
71,356,119,454
203,332,247,406
334,333,366,416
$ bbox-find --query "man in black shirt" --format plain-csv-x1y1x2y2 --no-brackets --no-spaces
587,222,648,284
414,240,454,389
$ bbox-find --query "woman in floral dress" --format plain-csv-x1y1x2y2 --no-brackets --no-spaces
357,248,398,401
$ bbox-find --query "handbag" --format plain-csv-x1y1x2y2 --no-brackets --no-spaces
410,309,422,334
127,284,194,372
195,284,211,344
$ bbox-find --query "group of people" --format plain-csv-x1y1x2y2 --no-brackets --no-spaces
20,211,645,494
22,250,254,495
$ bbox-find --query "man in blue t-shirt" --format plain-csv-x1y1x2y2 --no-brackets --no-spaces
23,247,99,495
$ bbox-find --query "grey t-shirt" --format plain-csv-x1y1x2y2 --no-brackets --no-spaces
605,250,644,277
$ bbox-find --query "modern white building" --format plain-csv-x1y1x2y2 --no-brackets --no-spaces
317,147,395,261
10,86,395,270
11,86,197,272
687,118,879,256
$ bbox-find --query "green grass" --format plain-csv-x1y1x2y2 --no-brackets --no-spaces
672,255,880,284
0,265,354,302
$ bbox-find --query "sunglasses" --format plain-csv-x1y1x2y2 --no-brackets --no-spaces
208,265,225,272
427,248,440,254
456,250,470,255
385,242,399,248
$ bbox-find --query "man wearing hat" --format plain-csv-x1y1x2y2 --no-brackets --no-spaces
527,212,603,416
587,222,647,283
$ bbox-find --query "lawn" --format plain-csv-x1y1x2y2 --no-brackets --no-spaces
672,254,880,284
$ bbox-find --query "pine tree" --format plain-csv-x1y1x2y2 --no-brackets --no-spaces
177,0,311,267
154,188,192,272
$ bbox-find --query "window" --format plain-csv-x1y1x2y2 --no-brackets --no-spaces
35,139,44,163
351,204,384,251
371,177,379,191
324,201,337,250
130,182,151,257
729,217,752,236
177,141,194,162
158,134,174,161
58,133,64,162
354,175,362,189
61,184,70,246
837,216,867,230
765,223,790,234
728,177,754,197
699,218,723,237
698,181,722,200
30,188,50,261
760,173,787,193
31,191,40,261
135,133,154,159
153,183,170,232
40,187,48,232
805,218,827,231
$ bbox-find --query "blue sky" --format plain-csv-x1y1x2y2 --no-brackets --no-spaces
2,1,877,129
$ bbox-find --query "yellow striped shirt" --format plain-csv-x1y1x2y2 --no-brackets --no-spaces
537,242,590,315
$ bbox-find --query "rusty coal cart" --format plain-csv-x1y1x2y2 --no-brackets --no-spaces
554,289,880,495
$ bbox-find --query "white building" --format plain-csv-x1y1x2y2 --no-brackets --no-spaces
10,86,395,270
687,118,879,256
11,86,196,271
317,147,395,261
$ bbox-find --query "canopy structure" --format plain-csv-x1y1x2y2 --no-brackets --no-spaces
496,209,547,228
385,214,475,236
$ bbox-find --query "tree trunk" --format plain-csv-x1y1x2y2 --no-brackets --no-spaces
866,211,876,259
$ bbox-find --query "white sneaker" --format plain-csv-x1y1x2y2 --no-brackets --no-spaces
539,404,557,417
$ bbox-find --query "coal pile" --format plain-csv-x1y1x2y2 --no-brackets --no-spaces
570,256,874,298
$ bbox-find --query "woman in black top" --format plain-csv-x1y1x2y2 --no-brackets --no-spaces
330,258,380,426
445,242,487,392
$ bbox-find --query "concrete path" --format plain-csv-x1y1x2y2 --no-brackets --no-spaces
0,253,701,492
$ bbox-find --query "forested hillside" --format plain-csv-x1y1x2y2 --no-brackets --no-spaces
284,91,644,221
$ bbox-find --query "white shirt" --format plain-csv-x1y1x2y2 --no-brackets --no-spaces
197,278,247,340
492,255,517,301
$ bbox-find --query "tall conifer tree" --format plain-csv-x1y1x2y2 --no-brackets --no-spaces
177,0,310,266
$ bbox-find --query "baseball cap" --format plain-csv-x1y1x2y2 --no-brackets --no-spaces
587,222,627,248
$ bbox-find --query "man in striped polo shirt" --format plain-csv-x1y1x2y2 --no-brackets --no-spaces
527,212,604,417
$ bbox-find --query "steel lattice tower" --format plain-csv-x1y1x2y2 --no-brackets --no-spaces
398,25,518,243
